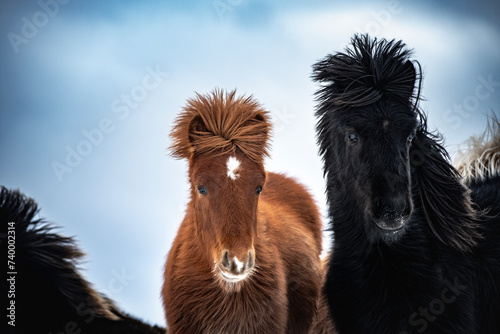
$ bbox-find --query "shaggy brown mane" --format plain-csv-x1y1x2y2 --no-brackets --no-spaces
169,89,271,163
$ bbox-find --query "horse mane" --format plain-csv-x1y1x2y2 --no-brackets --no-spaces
411,121,483,252
454,114,500,183
0,186,118,320
312,34,482,252
169,89,271,163
1,186,167,332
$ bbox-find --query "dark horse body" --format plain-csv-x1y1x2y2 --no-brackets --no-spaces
162,90,322,333
313,35,500,334
0,187,165,334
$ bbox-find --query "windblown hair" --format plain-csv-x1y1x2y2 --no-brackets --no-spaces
0,187,165,334
169,89,271,163
313,34,424,171
412,126,483,251
455,115,500,182
312,34,421,110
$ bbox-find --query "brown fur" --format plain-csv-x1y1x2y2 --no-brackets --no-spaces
309,257,337,334
163,90,323,333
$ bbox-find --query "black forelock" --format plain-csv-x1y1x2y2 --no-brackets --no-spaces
312,34,427,161
312,33,422,111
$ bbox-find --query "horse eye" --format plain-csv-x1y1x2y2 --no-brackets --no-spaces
347,132,359,144
256,186,263,195
407,132,416,144
197,185,208,195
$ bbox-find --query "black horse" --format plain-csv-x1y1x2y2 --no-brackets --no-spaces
312,34,500,334
0,187,166,334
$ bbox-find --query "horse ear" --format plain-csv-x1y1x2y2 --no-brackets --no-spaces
188,115,208,145
253,112,265,123
400,60,416,101
251,111,271,139
411,131,481,252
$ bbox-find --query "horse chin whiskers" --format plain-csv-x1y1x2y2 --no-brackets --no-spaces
213,263,254,291
372,216,406,231
219,270,249,282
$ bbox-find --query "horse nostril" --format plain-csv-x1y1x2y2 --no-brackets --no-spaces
403,199,412,218
373,198,385,218
221,250,230,269
374,196,409,218
399,201,407,216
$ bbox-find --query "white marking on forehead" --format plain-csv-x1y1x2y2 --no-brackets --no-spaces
383,119,390,131
233,257,244,272
226,156,241,180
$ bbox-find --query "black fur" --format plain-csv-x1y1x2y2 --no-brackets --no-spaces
312,34,500,333
0,187,166,334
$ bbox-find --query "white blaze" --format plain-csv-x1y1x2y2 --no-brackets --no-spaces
227,156,241,180
233,257,244,272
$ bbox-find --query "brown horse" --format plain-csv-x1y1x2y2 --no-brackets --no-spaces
162,89,323,333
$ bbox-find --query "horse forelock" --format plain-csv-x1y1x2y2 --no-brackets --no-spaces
169,89,272,164
312,34,421,119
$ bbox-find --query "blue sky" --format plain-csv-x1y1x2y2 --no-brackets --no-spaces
1,0,499,327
